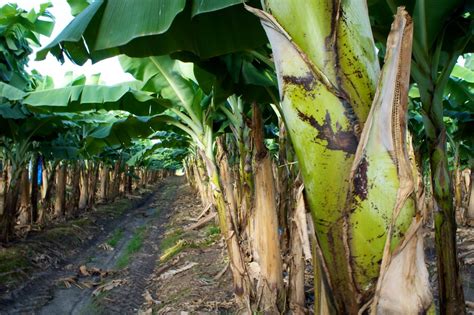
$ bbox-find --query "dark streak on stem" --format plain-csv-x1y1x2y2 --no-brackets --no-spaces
282,73,316,91
296,110,358,154
352,155,369,201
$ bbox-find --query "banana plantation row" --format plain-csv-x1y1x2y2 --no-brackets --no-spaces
0,0,472,314
0,156,170,240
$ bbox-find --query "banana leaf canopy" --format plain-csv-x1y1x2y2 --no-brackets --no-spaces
37,0,267,64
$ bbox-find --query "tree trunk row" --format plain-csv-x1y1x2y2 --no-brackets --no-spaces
0,157,168,243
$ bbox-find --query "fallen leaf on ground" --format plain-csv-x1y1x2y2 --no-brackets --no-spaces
81,280,102,288
159,262,198,280
78,265,113,278
143,289,161,306
213,262,228,281
98,243,114,251
160,240,187,262
58,276,79,288
79,265,90,276
92,279,127,296
137,308,153,315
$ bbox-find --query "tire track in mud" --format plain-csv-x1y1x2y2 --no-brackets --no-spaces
0,176,185,315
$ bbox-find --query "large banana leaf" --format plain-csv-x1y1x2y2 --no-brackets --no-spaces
119,56,194,111
37,0,266,64
23,83,169,116
126,132,189,166
119,55,204,134
0,82,26,101
83,114,180,154
193,51,278,104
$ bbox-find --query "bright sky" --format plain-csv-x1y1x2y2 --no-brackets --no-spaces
0,0,133,87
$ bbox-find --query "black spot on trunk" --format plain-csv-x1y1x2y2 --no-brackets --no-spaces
282,72,316,91
353,155,369,201
297,110,358,154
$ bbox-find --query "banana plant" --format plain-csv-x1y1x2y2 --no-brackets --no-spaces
246,4,434,314
0,104,74,241
119,54,257,307
34,0,471,312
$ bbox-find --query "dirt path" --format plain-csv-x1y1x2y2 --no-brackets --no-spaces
0,176,187,314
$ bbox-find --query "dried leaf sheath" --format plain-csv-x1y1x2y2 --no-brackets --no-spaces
349,8,431,314
346,7,414,295
347,8,432,313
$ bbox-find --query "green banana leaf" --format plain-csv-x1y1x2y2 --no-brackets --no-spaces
37,0,266,64
23,83,169,116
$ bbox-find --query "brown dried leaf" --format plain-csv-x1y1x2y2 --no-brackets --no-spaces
79,265,90,276
143,289,161,306
92,279,127,296
98,243,114,251
58,276,79,289
159,262,198,280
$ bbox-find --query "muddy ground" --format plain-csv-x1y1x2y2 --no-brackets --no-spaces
0,176,235,314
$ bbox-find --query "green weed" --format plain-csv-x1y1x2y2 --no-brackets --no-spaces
206,224,220,236
106,228,124,247
0,248,30,284
115,226,147,268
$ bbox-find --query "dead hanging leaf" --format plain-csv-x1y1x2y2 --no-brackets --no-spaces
92,279,128,296
98,243,114,251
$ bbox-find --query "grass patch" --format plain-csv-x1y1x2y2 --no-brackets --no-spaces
206,224,220,237
115,226,147,269
106,228,124,248
0,248,30,285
